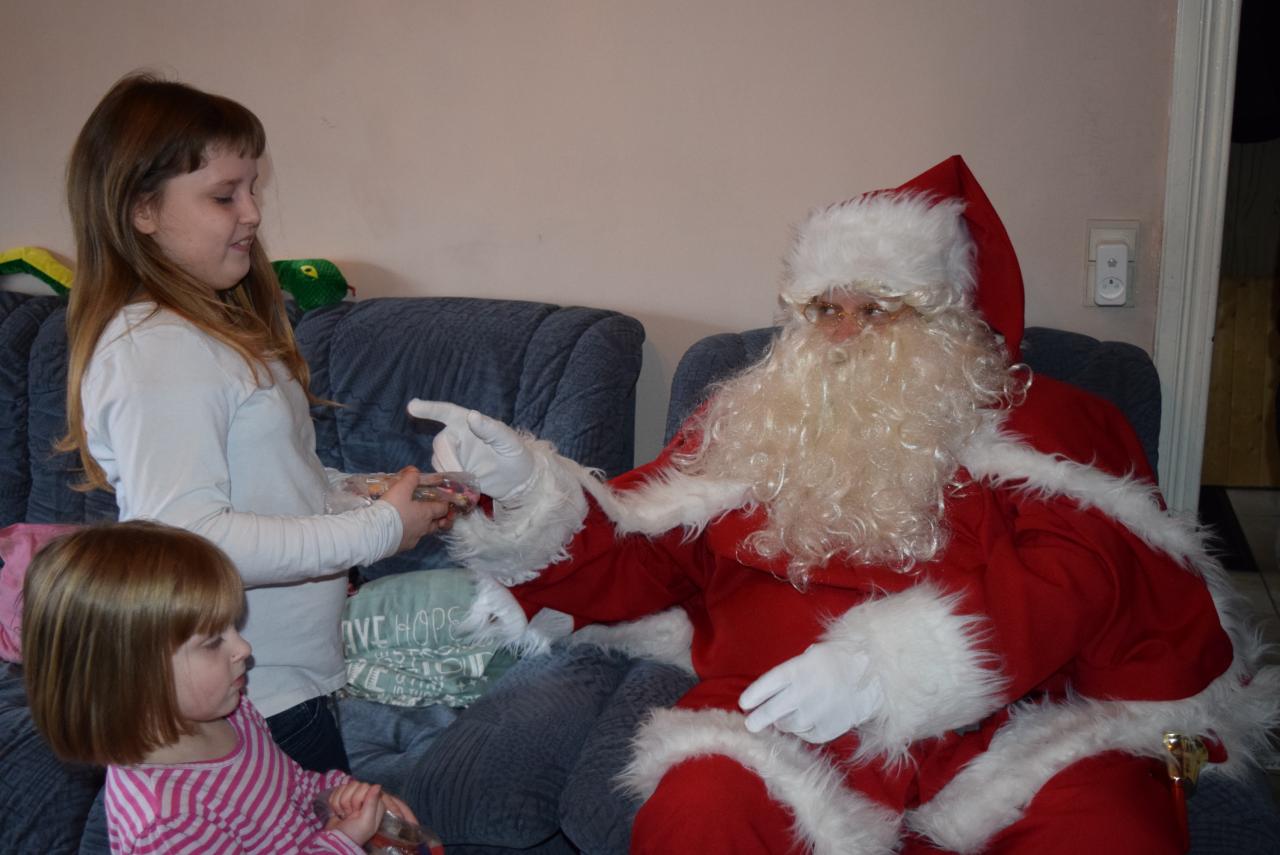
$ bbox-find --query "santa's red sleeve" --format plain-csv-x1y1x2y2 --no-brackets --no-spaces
441,424,733,653
807,481,1233,763
803,380,1240,763
508,498,705,625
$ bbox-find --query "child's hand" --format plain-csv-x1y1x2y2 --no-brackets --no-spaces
382,466,455,551
379,791,418,825
324,780,384,846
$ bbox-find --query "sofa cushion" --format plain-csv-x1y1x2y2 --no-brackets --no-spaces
296,298,644,578
1189,766,1280,854
558,657,698,854
337,696,458,802
295,298,643,479
0,295,68,527
341,568,516,708
0,662,103,854
402,644,633,849
0,522,81,662
21,302,118,525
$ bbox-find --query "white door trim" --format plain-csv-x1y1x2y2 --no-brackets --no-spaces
1153,0,1241,513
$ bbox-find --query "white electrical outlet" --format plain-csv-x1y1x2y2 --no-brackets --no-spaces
1094,241,1128,305
1084,220,1138,307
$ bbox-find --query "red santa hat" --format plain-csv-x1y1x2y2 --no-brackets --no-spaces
783,155,1025,358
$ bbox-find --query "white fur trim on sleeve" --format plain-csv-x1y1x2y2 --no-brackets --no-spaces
907,660,1280,853
581,466,751,538
444,437,597,586
960,418,1280,754
455,576,534,652
445,439,748,584
620,707,900,855
960,419,1214,572
825,583,1007,765
568,607,695,672
456,578,580,656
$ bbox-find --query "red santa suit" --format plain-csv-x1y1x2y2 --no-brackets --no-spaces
442,158,1279,854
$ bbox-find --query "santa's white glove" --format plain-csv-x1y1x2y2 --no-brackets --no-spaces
406,399,536,502
738,643,884,744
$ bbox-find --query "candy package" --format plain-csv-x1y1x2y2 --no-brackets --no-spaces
327,471,480,515
312,794,445,854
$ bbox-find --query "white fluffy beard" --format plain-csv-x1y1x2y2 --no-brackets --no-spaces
677,309,1021,586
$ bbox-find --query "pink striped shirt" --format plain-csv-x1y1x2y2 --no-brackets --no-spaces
104,699,365,854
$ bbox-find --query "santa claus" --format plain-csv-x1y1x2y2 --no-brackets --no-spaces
409,156,1278,854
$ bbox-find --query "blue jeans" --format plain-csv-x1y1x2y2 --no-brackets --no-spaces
266,695,351,774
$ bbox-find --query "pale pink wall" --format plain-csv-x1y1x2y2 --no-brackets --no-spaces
0,1,1176,462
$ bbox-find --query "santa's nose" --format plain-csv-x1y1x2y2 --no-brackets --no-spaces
821,316,864,343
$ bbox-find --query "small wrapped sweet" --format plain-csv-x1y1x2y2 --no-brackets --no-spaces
312,793,445,854
327,471,480,515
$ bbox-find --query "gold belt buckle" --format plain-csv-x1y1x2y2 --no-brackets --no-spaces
1162,732,1209,796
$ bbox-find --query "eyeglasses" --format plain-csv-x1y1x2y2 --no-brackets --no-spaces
800,296,911,330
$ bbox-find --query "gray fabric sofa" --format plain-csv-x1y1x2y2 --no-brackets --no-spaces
0,292,670,854
3,290,1275,854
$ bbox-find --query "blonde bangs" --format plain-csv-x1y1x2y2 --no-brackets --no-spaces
145,525,246,644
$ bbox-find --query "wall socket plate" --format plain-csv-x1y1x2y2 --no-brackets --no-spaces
1084,219,1139,307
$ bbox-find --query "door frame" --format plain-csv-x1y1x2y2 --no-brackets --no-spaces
1154,0,1241,512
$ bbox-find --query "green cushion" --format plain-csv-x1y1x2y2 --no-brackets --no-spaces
342,569,515,708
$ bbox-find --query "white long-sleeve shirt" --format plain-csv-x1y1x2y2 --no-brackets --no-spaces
82,303,402,715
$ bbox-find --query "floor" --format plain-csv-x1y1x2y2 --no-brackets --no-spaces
1220,487,1280,804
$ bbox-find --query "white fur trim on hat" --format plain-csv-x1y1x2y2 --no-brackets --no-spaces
621,707,901,855
785,192,975,309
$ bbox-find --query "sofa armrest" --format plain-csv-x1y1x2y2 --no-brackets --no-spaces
400,645,633,849
293,297,644,578
1188,766,1280,853
665,327,775,446
0,663,104,853
558,658,698,854
1020,326,1160,471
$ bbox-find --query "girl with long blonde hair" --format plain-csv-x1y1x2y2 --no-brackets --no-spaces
62,72,452,771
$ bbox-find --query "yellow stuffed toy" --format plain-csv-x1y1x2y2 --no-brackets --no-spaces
0,247,72,296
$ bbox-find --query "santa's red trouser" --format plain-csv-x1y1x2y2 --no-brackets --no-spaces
631,751,1183,855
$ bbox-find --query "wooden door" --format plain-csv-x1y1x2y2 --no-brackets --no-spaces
1202,275,1280,486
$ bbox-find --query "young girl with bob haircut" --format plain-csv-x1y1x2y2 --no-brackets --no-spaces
23,521,417,854
60,72,452,771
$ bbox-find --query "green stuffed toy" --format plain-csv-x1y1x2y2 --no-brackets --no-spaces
0,247,73,296
0,249,351,311
272,258,351,311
